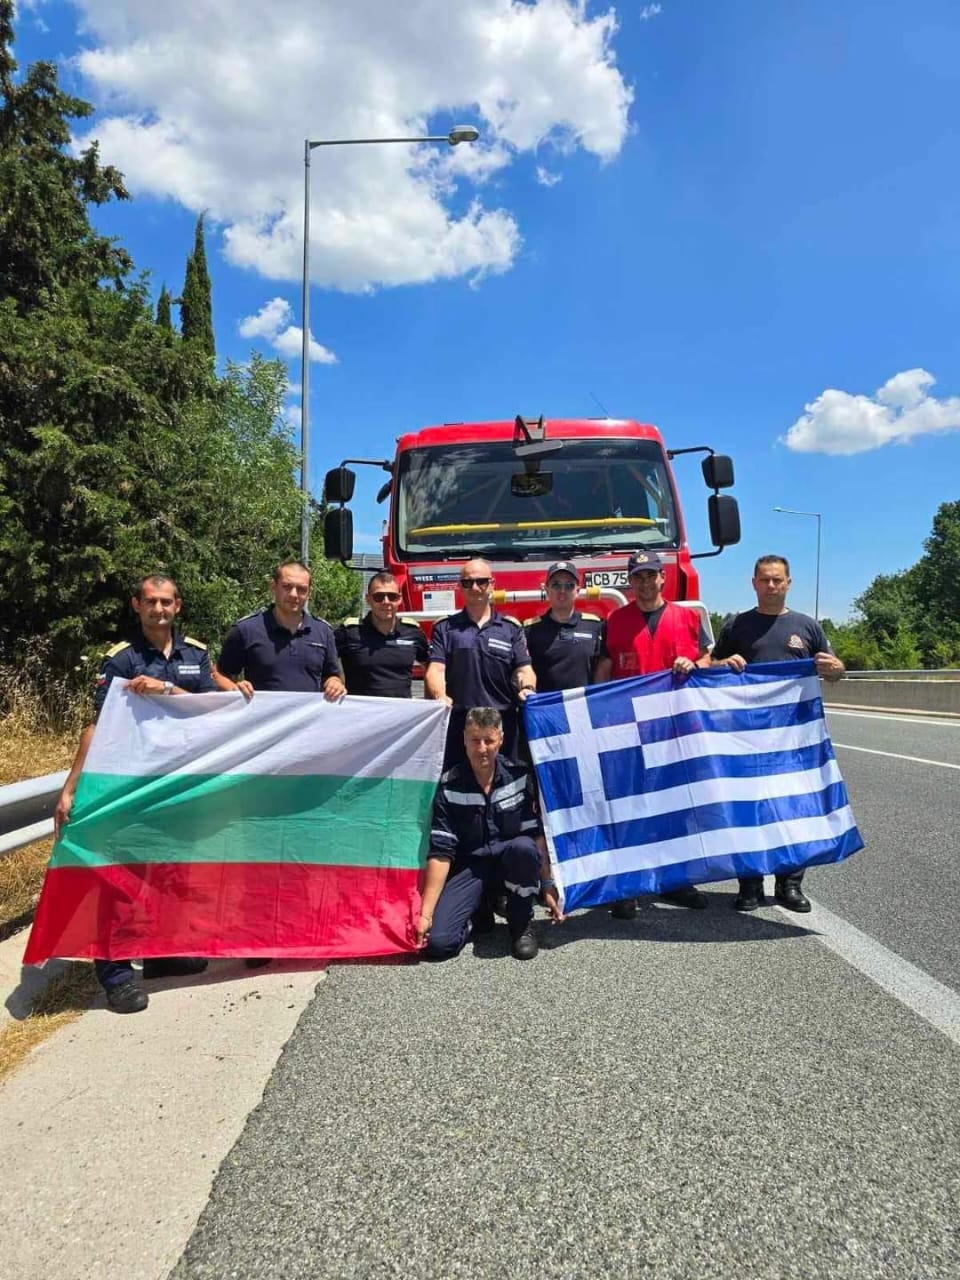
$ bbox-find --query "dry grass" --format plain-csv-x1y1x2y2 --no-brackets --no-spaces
0,714,69,932
0,962,99,1086
0,710,74,786
0,837,54,936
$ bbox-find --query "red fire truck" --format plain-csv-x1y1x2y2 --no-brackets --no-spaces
323,415,740,635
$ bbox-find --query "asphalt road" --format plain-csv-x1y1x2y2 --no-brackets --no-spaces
169,709,960,1280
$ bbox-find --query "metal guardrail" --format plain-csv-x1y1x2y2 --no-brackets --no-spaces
0,770,67,860
844,669,960,681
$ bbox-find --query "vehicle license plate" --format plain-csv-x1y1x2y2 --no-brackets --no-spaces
584,570,629,587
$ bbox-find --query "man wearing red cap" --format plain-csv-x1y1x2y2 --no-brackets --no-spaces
595,550,712,915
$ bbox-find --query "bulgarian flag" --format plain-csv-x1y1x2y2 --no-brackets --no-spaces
24,685,449,963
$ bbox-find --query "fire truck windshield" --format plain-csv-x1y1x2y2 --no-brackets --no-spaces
396,438,680,559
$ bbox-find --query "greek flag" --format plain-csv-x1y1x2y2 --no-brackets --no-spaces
524,661,863,912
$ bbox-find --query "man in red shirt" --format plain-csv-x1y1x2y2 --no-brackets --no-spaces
595,550,712,916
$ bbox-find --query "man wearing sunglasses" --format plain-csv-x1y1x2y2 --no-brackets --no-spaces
425,558,536,768
335,572,429,698
524,562,606,694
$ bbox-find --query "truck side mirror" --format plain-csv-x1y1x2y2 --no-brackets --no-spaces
324,466,356,504
708,495,741,548
702,454,734,489
324,507,354,562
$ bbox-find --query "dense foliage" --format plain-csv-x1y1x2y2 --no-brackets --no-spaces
822,500,960,670
0,4,357,717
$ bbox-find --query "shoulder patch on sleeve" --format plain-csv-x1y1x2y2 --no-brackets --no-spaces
341,618,360,628
236,610,261,623
182,636,208,650
501,615,522,628
104,641,130,658
581,612,602,622
399,616,424,629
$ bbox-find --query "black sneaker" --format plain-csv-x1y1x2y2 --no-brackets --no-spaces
510,922,539,961
142,957,209,979
660,886,709,910
610,898,638,920
105,980,148,1014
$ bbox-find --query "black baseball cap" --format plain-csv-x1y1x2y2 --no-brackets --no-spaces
545,561,580,583
627,551,665,576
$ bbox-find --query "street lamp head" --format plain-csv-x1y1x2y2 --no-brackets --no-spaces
448,124,480,145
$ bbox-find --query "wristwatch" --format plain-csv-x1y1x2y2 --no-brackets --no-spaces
162,681,174,695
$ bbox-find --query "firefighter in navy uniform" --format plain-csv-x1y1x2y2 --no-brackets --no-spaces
425,558,535,768
415,707,563,962
711,553,845,913
53,574,218,1015
524,562,605,694
334,571,428,698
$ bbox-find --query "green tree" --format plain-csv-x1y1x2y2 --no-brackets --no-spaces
179,214,215,359
156,284,174,333
0,0,130,310
0,9,347,719
911,500,960,666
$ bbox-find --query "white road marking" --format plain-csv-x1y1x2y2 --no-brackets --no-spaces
827,708,960,729
775,899,960,1048
833,742,960,770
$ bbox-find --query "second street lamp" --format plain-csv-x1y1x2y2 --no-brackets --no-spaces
773,506,823,620
299,125,480,564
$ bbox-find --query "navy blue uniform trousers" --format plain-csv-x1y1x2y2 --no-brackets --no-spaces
425,837,540,960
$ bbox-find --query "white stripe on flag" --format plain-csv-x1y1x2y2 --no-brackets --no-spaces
641,717,828,768
89,684,450,782
545,757,845,837
632,673,821,723
559,805,860,887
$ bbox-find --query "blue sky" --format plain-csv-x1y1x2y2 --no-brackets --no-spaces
13,0,960,621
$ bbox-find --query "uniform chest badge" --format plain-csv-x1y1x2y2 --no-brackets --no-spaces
787,635,805,652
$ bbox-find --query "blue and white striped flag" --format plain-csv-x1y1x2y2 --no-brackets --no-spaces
524,660,863,912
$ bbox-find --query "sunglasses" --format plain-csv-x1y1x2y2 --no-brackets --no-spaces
460,577,491,588
370,591,401,603
549,580,577,590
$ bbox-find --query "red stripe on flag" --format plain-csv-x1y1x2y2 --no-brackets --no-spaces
23,862,422,964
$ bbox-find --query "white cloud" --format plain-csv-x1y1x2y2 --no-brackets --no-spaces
783,368,960,455
239,297,337,364
69,0,632,292
639,4,662,19
536,165,563,187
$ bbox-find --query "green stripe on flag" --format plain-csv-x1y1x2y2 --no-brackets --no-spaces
53,772,437,870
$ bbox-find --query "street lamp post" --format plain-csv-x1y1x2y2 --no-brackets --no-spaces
300,124,480,564
773,506,823,619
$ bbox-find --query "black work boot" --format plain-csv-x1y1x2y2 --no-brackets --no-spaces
774,876,811,912
734,877,765,912
510,920,539,960
105,980,148,1014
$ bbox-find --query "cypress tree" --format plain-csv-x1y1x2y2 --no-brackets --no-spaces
156,284,173,332
179,214,214,358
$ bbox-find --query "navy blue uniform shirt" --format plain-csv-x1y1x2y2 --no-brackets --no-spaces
218,608,340,692
524,610,606,693
334,615,429,698
93,630,214,716
712,609,835,665
429,756,542,861
427,609,530,709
